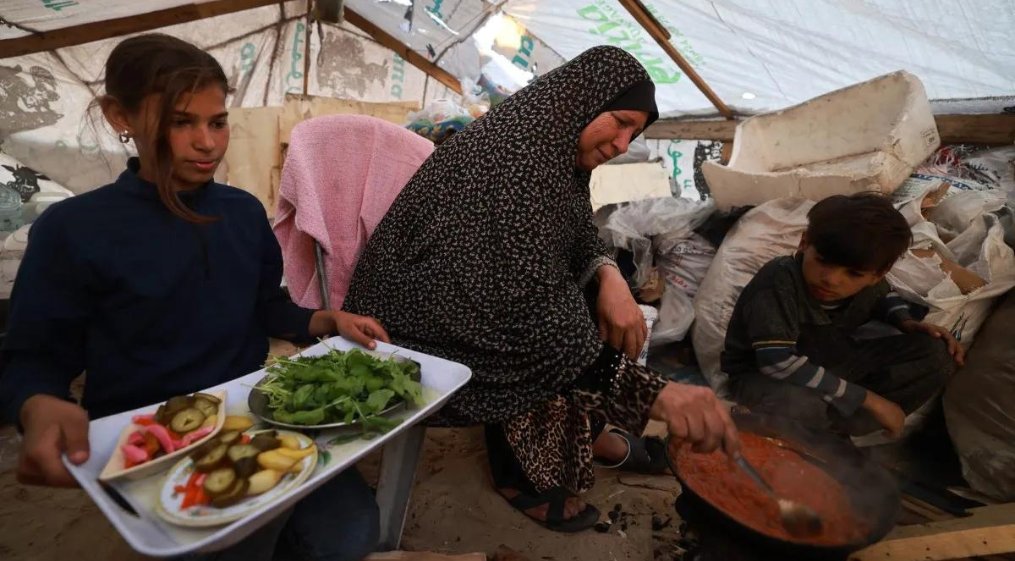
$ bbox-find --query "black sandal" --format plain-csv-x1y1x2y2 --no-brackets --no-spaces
595,428,669,474
501,487,601,533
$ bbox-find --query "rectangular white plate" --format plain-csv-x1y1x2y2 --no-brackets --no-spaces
63,337,471,558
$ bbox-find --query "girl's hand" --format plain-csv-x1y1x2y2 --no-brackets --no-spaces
18,395,90,487
595,265,646,360
335,311,390,349
310,310,390,349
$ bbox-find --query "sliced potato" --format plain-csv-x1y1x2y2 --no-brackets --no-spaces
278,434,302,451
257,450,298,472
222,415,254,432
203,467,238,497
276,445,314,461
246,469,283,496
170,407,206,434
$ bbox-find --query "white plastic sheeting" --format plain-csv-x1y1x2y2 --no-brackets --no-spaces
4,0,1014,117
0,1,449,192
502,0,1015,116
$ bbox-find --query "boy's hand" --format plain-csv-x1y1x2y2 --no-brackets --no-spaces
862,391,905,439
310,310,390,350
18,395,90,487
900,319,965,366
596,265,647,360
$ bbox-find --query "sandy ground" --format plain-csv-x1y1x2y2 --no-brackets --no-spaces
0,423,683,561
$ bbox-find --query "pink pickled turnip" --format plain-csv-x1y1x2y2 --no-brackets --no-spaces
179,426,215,447
127,431,145,446
142,423,176,454
121,443,149,466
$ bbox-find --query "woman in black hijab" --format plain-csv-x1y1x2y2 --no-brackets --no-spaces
344,46,738,531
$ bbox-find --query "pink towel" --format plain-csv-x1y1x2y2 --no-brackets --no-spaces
274,115,433,309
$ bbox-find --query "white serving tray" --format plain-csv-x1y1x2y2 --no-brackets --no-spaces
64,337,471,558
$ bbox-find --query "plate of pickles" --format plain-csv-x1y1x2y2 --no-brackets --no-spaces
99,391,226,482
156,428,318,527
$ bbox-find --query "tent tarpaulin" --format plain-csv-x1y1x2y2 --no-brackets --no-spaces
1,0,1012,193
3,0,1013,117
0,1,456,192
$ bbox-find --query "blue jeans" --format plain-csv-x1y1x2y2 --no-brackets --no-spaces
185,468,379,561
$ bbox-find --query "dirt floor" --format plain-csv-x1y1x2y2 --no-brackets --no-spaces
0,422,685,561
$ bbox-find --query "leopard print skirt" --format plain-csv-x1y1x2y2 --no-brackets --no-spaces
503,348,667,493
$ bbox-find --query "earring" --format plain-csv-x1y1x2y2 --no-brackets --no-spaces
118,131,131,143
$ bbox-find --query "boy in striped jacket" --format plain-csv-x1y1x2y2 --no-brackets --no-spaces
721,193,964,439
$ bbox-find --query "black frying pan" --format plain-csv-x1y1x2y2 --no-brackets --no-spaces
668,411,900,561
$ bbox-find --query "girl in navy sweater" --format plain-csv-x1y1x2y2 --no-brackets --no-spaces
1,34,384,561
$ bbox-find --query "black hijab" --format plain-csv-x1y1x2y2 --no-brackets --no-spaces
603,79,658,127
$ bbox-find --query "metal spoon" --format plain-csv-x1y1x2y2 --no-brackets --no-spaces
735,456,823,537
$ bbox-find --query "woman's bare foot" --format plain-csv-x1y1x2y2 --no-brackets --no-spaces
497,487,587,521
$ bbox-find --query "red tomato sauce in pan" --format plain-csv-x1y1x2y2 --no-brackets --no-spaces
675,432,868,545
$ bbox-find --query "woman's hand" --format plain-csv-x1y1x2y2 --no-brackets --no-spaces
310,310,390,350
595,265,646,360
17,395,90,487
649,382,740,460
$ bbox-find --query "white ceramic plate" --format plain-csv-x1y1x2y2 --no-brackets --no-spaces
155,430,317,528
98,391,226,482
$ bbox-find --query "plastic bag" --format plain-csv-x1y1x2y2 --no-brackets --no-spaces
653,233,715,345
599,197,715,344
929,190,1006,244
599,197,714,287
691,198,814,395
405,99,476,144
944,290,1015,501
886,179,1015,352
0,152,73,224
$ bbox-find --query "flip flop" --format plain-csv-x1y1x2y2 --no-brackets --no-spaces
503,487,600,533
595,428,669,474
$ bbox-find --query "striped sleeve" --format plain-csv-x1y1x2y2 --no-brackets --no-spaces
753,342,868,415
873,290,913,327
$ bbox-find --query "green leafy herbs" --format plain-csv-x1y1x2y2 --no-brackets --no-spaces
258,348,423,436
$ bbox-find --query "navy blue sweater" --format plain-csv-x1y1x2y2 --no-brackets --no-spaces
0,160,315,421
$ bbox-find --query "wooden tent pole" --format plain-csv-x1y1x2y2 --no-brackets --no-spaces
645,114,1015,145
617,0,734,119
0,0,281,58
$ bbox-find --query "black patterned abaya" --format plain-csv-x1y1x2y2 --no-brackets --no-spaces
344,46,667,492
